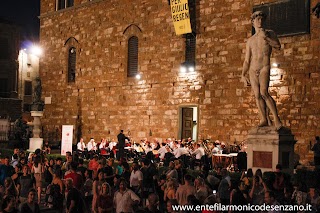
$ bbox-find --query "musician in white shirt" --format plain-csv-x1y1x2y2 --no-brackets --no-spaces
87,138,97,159
99,138,107,149
77,138,86,158
190,144,205,170
157,143,168,161
173,144,190,159
77,138,86,151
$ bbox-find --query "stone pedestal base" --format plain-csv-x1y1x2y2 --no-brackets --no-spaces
247,126,296,174
29,138,43,152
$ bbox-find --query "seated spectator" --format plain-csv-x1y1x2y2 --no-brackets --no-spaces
43,141,51,154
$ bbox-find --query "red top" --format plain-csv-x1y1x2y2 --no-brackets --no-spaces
65,172,83,191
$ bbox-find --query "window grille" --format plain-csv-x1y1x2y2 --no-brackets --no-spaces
68,47,76,82
127,36,138,77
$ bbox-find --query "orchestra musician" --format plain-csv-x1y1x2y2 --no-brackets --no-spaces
108,139,117,159
99,138,109,157
189,143,205,170
87,138,97,159
157,142,168,161
77,138,86,158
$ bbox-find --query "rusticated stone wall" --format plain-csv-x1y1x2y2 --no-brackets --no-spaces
39,0,320,162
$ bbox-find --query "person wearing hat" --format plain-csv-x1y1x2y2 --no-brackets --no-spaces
241,10,282,130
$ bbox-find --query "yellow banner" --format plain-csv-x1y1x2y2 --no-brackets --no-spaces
171,0,192,35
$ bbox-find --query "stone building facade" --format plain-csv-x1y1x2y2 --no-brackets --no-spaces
39,0,320,161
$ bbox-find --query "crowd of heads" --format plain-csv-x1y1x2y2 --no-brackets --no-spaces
0,146,319,213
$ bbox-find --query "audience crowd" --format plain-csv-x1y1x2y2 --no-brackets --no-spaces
0,140,319,213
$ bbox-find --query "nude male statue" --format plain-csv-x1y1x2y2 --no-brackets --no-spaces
241,11,282,130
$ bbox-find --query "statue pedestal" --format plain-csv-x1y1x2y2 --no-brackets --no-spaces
29,138,44,152
28,111,44,152
246,126,296,174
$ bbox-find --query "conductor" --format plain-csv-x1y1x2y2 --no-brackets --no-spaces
117,130,126,160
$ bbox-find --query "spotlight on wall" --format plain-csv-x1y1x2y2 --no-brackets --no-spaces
272,63,280,68
135,74,141,79
180,61,195,73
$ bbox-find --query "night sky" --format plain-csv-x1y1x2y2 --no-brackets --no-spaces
0,0,40,44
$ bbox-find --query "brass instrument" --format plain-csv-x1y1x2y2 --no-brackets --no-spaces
201,139,212,155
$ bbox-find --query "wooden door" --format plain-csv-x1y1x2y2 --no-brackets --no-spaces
181,108,193,139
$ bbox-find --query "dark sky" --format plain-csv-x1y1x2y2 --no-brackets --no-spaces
0,0,40,43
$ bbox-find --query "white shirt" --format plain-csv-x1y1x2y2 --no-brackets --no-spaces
192,147,205,160
109,141,117,150
173,147,189,158
113,189,140,213
99,141,107,149
87,140,97,151
77,141,86,151
130,170,143,187
157,146,168,160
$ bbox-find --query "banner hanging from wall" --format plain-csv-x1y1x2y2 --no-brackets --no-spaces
171,0,192,35
61,125,73,156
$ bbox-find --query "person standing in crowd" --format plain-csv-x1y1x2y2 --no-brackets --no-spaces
311,136,320,166
117,130,126,160
17,165,35,204
144,193,161,213
20,188,40,213
31,155,43,204
129,162,143,196
92,171,105,213
64,162,83,191
1,195,18,213
113,178,140,213
0,156,14,186
176,174,196,206
2,177,17,198
218,168,231,206
65,178,84,213
96,182,113,213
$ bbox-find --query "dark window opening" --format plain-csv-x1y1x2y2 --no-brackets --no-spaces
57,0,73,10
185,33,196,63
24,81,32,96
127,36,138,77
23,104,31,112
68,47,76,83
0,78,8,98
253,0,310,36
0,38,9,60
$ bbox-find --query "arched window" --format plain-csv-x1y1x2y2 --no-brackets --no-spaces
127,36,138,77
68,47,76,83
